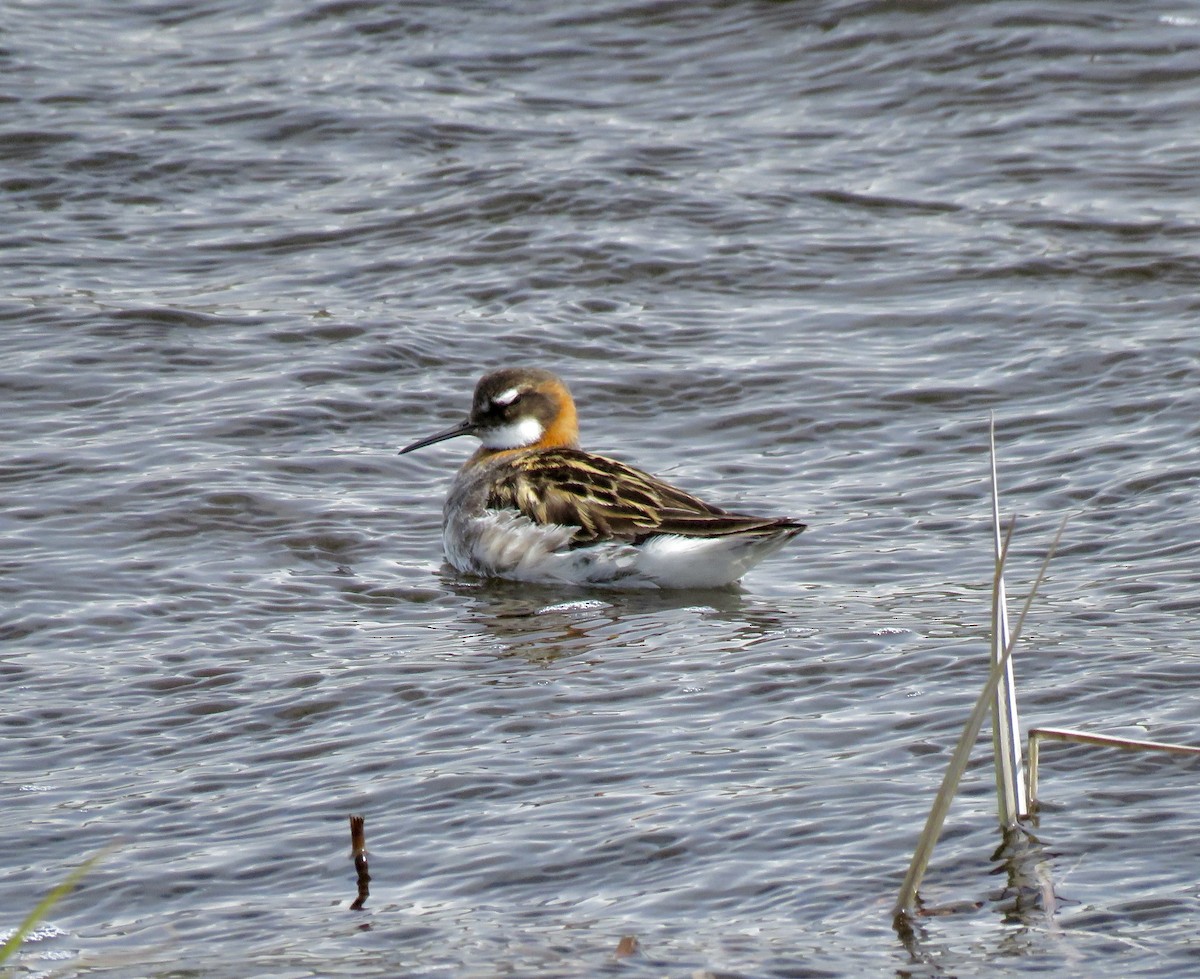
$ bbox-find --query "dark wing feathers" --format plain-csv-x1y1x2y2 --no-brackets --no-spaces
486,448,805,547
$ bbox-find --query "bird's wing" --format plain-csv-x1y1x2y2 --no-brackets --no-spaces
485,448,804,546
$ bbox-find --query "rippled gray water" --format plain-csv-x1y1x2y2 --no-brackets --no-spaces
5,1,1200,976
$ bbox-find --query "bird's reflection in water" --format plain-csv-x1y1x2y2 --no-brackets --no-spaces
440,573,793,665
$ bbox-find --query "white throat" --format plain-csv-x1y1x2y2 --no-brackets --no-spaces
479,416,544,449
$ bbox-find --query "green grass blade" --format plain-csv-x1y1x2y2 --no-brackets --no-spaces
0,849,110,965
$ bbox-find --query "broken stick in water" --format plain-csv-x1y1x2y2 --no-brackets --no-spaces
349,814,370,911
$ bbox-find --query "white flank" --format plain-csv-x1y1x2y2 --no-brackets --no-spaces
479,416,544,449
633,533,795,588
446,507,796,589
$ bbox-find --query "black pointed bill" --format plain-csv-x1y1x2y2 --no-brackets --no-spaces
398,418,477,455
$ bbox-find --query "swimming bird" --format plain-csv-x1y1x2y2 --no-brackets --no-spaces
399,367,805,588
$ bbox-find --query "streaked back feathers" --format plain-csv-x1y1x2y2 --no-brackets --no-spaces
486,447,804,547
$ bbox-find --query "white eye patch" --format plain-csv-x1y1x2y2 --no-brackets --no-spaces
492,387,523,407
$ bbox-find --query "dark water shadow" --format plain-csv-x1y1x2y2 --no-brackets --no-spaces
988,824,1060,927
894,824,1060,976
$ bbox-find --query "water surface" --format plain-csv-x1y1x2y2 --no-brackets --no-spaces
4,1,1200,976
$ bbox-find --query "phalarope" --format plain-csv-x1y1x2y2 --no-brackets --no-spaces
399,367,805,588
